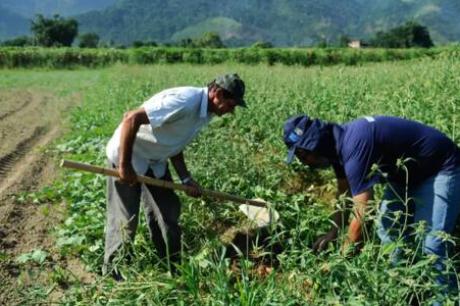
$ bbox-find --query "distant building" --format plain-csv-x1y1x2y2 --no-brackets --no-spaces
348,40,370,49
348,40,362,48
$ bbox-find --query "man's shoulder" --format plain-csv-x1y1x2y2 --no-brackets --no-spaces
144,86,204,108
162,86,204,100
345,117,374,128
339,117,376,158
342,118,374,141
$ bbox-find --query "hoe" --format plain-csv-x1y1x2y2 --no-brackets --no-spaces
61,160,279,228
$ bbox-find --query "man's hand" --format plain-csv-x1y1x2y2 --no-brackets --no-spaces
312,229,338,253
341,239,363,257
170,152,202,197
118,163,138,185
183,177,203,198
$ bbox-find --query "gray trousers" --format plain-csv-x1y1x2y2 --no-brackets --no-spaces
103,162,182,273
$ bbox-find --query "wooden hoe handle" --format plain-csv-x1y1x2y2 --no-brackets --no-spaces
61,160,267,208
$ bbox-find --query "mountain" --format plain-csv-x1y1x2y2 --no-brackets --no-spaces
0,6,29,40
76,0,460,46
1,0,117,18
1,0,459,46
75,0,362,46
0,0,117,41
356,0,460,44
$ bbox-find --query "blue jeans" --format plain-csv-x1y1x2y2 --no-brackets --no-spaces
377,167,460,295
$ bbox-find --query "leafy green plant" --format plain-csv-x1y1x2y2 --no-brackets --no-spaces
16,249,49,265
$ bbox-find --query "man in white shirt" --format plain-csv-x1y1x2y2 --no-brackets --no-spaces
104,74,246,278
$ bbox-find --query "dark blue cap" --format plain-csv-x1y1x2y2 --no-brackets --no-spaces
283,115,331,163
283,115,312,163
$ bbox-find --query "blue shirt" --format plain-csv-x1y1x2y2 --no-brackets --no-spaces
334,116,460,196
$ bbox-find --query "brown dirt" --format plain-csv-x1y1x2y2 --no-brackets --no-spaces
0,90,94,305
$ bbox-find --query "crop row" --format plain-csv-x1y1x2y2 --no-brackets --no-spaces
0,46,456,69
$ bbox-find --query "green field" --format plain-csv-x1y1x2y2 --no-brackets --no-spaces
3,55,460,305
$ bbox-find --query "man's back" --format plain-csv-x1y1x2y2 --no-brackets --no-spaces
339,116,460,195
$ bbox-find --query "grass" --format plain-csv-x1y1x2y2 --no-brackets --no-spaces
2,56,460,305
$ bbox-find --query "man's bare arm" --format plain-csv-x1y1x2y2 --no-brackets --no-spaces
347,190,372,243
118,108,149,183
332,178,352,230
312,178,351,252
170,152,202,197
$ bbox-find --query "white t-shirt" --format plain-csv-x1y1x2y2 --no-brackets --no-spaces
106,86,212,177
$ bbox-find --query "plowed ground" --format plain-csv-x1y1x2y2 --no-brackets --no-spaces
0,90,93,305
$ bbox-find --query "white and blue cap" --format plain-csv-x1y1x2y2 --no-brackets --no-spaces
283,115,332,164
283,115,312,163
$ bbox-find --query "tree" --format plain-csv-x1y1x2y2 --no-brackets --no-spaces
31,14,78,47
410,22,434,48
132,40,158,48
371,21,434,48
1,36,34,47
338,35,351,47
195,32,225,48
252,41,273,48
178,38,195,48
316,38,328,48
79,33,100,48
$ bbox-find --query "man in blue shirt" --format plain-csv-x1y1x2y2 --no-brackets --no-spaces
283,115,460,294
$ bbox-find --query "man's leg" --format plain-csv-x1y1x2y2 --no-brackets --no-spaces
412,167,460,293
103,163,142,275
142,168,182,267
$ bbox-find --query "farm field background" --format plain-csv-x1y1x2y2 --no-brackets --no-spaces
0,55,459,305
0,46,458,69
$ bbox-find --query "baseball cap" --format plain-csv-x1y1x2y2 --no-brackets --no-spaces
283,115,313,164
283,115,337,164
215,73,246,107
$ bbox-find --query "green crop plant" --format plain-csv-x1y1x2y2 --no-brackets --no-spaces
1,53,459,304
0,46,456,69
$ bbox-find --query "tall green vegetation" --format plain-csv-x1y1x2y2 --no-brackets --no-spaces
78,33,100,48
371,21,434,48
31,14,78,47
179,32,225,48
0,46,452,69
0,36,34,47
132,41,158,48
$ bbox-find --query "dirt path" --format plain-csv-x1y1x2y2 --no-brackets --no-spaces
0,90,94,305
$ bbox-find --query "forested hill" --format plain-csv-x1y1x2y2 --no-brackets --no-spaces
0,6,29,39
0,0,116,40
1,0,459,46
76,0,460,46
1,0,117,17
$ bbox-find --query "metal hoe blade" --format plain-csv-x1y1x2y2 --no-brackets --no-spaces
239,200,280,228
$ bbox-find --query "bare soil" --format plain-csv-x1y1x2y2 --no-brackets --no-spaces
0,90,94,305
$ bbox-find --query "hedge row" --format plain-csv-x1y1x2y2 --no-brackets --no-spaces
0,46,454,69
